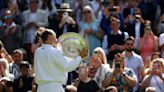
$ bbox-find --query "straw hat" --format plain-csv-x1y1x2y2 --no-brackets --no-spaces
57,3,73,12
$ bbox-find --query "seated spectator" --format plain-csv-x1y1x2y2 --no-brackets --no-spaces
102,53,137,92
0,58,15,92
67,64,100,92
9,49,24,79
141,58,164,92
13,61,35,92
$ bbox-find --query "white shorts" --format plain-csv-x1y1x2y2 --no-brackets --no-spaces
37,82,64,92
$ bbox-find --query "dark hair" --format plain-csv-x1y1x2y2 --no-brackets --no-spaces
20,61,30,69
124,36,135,43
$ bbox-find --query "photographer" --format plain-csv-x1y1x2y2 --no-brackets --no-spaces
102,53,137,92
49,3,79,38
100,5,124,35
124,7,145,49
141,58,164,92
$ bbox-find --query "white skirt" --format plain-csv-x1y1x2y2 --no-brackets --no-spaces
37,82,65,92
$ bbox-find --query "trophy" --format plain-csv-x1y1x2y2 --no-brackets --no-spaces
57,32,89,59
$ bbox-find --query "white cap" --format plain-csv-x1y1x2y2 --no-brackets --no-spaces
159,33,164,47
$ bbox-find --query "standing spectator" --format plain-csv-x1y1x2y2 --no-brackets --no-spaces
88,47,110,91
124,7,145,49
157,14,164,34
22,0,48,62
49,3,79,38
159,33,164,59
0,10,22,54
102,53,137,92
122,36,144,91
9,49,24,79
79,5,104,56
141,58,164,92
41,0,57,17
102,17,128,67
122,0,137,19
138,22,159,65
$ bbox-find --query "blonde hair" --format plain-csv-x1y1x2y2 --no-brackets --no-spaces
150,58,164,71
94,47,107,64
82,5,95,22
0,58,9,74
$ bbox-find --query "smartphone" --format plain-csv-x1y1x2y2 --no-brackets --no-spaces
115,63,120,68
63,12,69,18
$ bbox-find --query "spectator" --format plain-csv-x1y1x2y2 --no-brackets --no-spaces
159,33,164,58
13,61,35,92
66,64,100,92
49,3,79,38
102,53,137,92
79,5,104,56
157,14,164,34
124,7,145,49
9,49,24,79
22,0,48,62
0,40,13,63
138,22,159,65
0,9,22,54
88,47,110,91
141,58,164,92
122,36,144,91
102,17,128,67
0,58,15,92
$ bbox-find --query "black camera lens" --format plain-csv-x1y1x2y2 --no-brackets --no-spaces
115,63,120,68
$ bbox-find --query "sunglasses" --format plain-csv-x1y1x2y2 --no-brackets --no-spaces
4,15,11,19
83,11,91,14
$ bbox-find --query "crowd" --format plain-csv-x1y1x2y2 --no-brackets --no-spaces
0,0,164,92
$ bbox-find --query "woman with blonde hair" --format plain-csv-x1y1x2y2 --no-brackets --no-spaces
0,58,15,92
79,5,104,56
88,47,110,91
141,58,164,92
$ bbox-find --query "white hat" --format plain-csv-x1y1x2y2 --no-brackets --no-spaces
57,3,73,12
159,33,164,47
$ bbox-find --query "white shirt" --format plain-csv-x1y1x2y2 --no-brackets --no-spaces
149,74,164,92
134,22,141,48
34,44,82,84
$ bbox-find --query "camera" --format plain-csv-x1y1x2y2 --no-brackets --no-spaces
108,8,116,12
115,63,120,68
63,12,69,18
